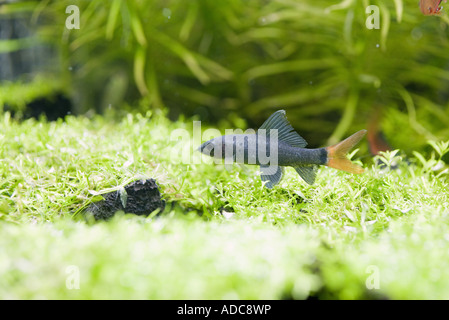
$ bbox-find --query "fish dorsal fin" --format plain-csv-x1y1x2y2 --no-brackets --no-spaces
258,110,307,148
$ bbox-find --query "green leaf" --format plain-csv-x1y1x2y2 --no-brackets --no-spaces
119,187,128,209
129,4,147,46
393,0,403,23
428,140,449,158
106,0,122,40
134,46,148,96
379,2,390,51
179,2,198,41
413,151,428,167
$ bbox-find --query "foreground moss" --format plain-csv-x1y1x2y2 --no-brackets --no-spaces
0,112,448,299
0,218,322,299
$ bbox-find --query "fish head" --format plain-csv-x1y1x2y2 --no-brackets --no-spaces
198,135,240,161
198,137,224,159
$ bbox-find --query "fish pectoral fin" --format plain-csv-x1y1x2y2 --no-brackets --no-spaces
257,110,307,148
260,165,284,189
294,165,317,185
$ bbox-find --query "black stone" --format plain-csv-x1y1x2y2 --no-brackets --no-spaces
87,178,165,221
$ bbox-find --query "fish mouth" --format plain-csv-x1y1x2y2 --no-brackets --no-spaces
198,141,215,156
197,141,208,152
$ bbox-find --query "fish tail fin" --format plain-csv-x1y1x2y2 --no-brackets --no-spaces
325,130,367,174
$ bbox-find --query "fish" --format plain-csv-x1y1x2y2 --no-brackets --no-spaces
198,110,367,188
420,0,445,15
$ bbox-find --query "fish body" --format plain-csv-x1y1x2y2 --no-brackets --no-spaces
276,141,328,166
420,0,445,15
199,110,366,188
201,134,327,166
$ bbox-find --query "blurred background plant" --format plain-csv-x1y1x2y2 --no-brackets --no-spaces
0,0,448,151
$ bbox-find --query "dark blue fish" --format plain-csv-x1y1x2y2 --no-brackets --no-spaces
199,110,366,188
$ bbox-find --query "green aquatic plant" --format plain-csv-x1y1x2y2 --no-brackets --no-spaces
1,0,444,148
0,111,448,299
2,0,449,301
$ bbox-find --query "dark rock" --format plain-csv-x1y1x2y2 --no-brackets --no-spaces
87,179,165,221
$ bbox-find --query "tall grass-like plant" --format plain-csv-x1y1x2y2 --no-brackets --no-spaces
4,0,448,148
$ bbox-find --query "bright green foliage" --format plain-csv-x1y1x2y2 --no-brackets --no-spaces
0,111,448,299
1,0,449,301
2,0,447,148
